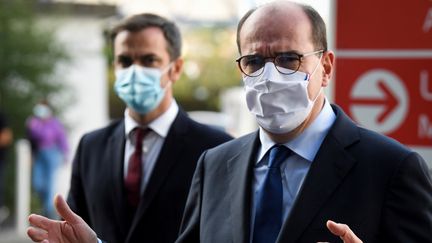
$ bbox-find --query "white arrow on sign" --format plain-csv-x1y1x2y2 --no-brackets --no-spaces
350,69,409,134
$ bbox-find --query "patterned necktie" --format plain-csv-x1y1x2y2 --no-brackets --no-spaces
252,145,291,243
124,128,149,208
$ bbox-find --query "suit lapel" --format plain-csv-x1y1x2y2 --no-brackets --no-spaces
277,105,360,242
227,131,260,243
127,111,188,238
107,120,129,234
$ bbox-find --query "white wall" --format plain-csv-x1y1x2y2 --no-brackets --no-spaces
48,16,109,197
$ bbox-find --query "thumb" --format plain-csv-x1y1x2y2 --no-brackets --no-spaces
54,194,81,225
326,220,345,236
326,220,362,243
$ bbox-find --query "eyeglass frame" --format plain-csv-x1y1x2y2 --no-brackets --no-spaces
235,49,325,77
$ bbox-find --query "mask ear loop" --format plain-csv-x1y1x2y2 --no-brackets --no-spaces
306,53,323,81
307,54,324,102
162,62,174,75
161,62,174,89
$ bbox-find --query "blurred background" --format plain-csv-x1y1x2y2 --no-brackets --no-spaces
0,0,430,241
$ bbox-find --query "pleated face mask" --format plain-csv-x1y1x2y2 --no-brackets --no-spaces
243,61,321,134
114,64,171,114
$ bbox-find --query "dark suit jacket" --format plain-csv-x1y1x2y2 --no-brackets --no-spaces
177,104,432,243
67,109,232,243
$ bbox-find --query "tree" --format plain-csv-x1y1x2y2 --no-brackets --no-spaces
174,26,241,111
0,0,68,139
0,0,68,220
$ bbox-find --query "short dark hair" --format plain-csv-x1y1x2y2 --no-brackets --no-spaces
301,4,328,52
236,3,328,54
111,13,182,60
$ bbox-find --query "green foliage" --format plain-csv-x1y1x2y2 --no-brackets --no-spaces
0,0,68,219
106,25,242,119
174,26,242,111
104,29,126,119
0,0,68,139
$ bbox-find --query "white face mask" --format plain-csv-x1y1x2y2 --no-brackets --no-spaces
243,60,322,134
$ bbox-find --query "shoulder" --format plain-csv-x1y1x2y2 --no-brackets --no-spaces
189,119,231,139
331,104,411,156
330,104,423,172
174,110,233,144
357,126,411,155
203,131,257,159
80,118,124,144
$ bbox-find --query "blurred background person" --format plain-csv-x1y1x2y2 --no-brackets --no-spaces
65,13,232,243
26,100,69,219
0,110,13,226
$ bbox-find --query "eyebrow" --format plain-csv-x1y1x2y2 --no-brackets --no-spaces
138,54,161,59
116,54,162,61
274,51,301,56
243,51,302,58
115,55,132,63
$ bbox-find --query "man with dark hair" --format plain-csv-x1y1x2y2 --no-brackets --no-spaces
111,13,182,61
50,13,230,243
27,1,432,243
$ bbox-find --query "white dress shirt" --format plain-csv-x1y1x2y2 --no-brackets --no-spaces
123,100,179,194
251,99,336,236
96,102,178,243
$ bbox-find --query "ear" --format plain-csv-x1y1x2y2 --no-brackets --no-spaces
167,58,184,83
321,51,335,87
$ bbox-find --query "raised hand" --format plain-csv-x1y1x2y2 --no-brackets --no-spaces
27,194,97,243
326,220,363,243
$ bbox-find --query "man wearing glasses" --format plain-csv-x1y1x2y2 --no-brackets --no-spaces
178,1,431,242
27,1,432,243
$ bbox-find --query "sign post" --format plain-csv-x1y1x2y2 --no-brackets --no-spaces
334,0,432,169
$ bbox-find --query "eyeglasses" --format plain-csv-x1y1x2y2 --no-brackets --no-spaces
236,50,324,77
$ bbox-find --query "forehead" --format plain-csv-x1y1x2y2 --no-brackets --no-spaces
239,3,314,55
114,27,169,57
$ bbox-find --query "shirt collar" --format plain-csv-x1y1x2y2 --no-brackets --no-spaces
124,100,179,138
257,98,336,163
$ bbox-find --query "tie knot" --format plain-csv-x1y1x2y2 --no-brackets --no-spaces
133,127,150,145
268,145,290,168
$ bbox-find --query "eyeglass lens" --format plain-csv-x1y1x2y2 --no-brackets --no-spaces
239,53,301,76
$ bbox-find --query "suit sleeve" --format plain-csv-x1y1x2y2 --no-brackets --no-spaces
381,152,432,242
66,135,91,225
175,151,207,243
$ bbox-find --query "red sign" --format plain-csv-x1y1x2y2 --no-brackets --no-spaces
337,0,432,49
336,59,432,146
335,0,432,147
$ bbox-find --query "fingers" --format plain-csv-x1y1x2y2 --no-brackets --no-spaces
326,220,363,243
28,214,56,242
27,226,48,242
28,214,57,230
54,194,81,224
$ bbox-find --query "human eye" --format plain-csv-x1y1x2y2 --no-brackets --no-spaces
140,55,161,67
117,55,133,68
241,55,264,73
275,53,300,70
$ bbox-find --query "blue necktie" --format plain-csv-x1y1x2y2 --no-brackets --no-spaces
252,145,291,243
